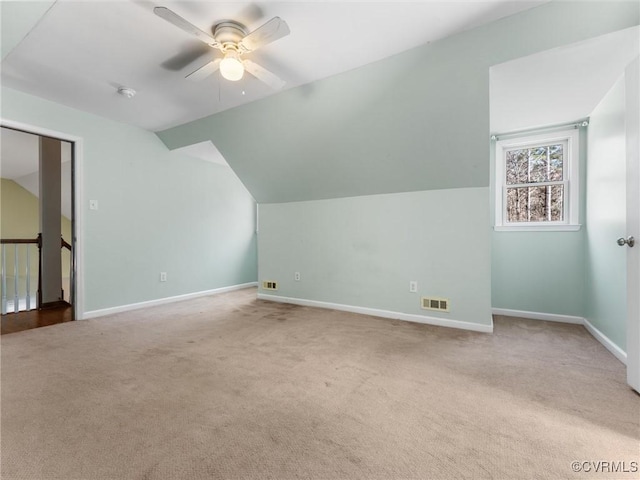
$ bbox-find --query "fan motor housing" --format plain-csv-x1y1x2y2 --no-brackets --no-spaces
213,21,248,45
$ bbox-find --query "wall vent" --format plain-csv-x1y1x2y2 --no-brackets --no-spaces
262,281,278,291
421,297,450,312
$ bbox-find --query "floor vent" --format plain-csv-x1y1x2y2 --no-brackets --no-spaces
421,297,450,312
262,281,278,291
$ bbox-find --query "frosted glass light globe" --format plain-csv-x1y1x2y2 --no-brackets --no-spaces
220,53,244,81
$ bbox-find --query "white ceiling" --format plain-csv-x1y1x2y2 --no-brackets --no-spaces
490,26,640,133
1,0,548,132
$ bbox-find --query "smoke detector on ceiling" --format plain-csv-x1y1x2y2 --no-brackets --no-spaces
117,87,136,99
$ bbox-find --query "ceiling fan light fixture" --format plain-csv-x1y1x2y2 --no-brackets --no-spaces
155,7,289,88
220,51,244,81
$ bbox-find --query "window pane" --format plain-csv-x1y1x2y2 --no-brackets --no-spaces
505,144,563,185
505,149,529,184
548,145,563,181
506,185,564,222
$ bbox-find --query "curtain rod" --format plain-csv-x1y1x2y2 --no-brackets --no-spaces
491,119,589,141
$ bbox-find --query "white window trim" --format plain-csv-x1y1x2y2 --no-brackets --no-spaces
494,128,581,232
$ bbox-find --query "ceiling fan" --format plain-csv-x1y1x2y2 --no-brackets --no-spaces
154,6,290,90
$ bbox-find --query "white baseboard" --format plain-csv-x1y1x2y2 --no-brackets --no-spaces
583,318,627,365
258,293,493,333
492,308,584,324
82,290,626,364
82,282,258,320
492,308,627,365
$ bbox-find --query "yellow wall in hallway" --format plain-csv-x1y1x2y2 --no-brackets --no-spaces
1,178,72,298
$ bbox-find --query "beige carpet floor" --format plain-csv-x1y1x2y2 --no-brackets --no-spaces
1,287,638,480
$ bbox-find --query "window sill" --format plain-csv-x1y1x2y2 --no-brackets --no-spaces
494,224,582,232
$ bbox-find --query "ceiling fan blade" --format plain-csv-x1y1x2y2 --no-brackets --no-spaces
239,17,290,52
154,7,218,48
186,58,222,81
161,44,211,71
243,60,286,90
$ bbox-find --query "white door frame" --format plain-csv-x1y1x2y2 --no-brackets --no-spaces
1,118,85,320
625,57,640,393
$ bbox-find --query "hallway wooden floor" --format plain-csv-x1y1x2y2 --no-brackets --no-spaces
1,306,73,335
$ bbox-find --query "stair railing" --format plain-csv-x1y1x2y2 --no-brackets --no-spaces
1,236,40,314
1,235,72,315
61,237,72,305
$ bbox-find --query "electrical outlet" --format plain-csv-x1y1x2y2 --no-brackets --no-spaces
160,272,167,282
409,281,418,293
294,272,301,281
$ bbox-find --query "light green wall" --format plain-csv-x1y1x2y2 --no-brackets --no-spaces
258,188,492,326
1,87,257,313
157,1,639,204
492,232,585,316
491,130,588,317
585,77,627,349
249,2,637,329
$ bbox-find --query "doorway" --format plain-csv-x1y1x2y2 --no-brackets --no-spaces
0,126,76,332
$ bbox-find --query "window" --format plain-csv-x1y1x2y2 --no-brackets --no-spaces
494,129,580,231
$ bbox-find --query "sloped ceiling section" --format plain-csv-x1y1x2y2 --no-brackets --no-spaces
491,26,640,134
0,1,55,61
157,1,640,204
157,35,489,204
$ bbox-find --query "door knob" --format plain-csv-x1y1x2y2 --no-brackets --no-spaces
617,236,635,247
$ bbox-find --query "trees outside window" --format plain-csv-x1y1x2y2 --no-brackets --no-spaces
494,129,580,231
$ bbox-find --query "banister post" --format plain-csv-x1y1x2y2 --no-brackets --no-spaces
37,233,42,310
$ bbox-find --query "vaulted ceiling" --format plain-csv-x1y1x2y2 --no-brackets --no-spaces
1,1,547,132
155,3,639,203
2,1,637,205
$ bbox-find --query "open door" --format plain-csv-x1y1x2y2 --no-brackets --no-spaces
625,57,640,393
